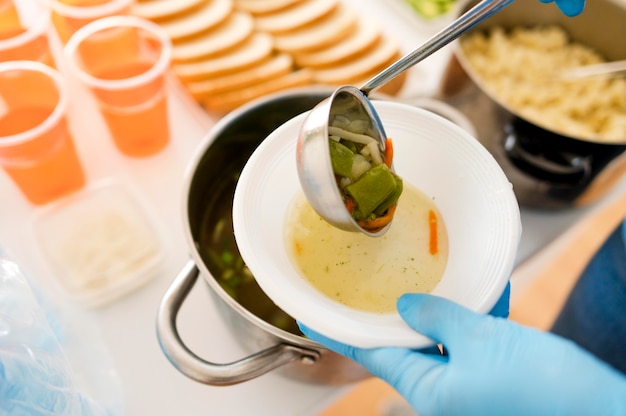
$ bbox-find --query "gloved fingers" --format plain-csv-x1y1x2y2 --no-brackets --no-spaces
298,322,441,358
538,0,585,16
555,0,585,16
298,322,448,374
350,347,448,399
397,293,484,347
488,282,510,318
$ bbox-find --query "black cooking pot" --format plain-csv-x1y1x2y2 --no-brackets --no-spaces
438,0,626,208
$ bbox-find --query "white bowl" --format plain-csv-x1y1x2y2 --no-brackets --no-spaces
233,100,521,349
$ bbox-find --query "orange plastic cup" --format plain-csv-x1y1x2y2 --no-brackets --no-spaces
44,0,132,43
0,0,21,38
0,1,55,65
0,61,85,205
64,16,172,157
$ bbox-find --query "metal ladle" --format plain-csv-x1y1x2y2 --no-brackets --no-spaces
296,0,514,237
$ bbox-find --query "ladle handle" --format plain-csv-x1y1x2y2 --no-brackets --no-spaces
360,0,515,95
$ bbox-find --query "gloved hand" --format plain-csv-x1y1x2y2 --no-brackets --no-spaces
299,294,626,416
539,0,585,16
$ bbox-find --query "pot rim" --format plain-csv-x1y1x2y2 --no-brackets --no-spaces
451,0,626,146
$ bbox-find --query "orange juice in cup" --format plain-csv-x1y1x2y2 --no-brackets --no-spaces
64,16,172,157
0,61,85,205
94,59,169,156
0,0,21,39
0,1,55,65
46,0,132,43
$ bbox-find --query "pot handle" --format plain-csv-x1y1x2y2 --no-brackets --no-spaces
156,260,320,386
503,123,592,185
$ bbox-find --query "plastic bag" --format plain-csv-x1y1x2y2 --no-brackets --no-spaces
0,247,122,416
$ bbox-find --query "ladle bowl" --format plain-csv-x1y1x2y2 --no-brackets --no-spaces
295,0,514,235
296,86,390,237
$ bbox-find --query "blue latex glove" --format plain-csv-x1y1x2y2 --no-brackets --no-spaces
299,294,626,416
539,0,585,16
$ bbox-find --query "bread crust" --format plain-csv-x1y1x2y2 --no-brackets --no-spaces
173,33,274,81
172,12,254,62
234,0,300,15
132,0,206,21
134,0,407,113
201,69,314,113
253,0,339,33
187,54,294,99
158,0,233,41
294,18,382,68
273,5,357,54
312,36,400,85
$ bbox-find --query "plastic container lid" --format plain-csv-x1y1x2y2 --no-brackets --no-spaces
34,178,164,308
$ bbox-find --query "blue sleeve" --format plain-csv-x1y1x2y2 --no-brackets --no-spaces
551,218,626,375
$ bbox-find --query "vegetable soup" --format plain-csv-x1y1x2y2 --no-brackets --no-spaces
286,183,448,314
197,163,300,335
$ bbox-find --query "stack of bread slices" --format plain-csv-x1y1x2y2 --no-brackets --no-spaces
132,0,406,114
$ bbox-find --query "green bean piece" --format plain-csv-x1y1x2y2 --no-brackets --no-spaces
374,175,403,216
345,163,397,220
329,139,354,178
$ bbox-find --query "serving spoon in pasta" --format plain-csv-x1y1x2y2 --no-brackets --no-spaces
559,59,626,81
297,0,514,237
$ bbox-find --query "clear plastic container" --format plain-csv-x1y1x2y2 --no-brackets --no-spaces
33,178,164,307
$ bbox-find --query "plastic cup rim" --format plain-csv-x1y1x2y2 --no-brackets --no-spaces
43,0,134,19
0,8,50,50
0,60,68,147
63,15,172,91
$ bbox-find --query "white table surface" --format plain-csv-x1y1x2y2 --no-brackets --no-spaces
1,1,625,415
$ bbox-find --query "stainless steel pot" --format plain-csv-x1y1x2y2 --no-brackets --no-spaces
438,0,626,208
156,88,371,386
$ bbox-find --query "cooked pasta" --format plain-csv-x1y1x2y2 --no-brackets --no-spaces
461,25,626,142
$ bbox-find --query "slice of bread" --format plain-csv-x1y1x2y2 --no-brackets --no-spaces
158,0,233,41
173,32,274,81
312,36,400,85
352,51,407,96
234,0,299,15
201,69,314,113
273,5,356,54
172,12,254,62
253,0,338,34
133,0,407,110
186,53,294,99
294,18,381,68
131,0,206,21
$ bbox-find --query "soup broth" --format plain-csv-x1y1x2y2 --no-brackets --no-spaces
286,183,448,314
193,93,329,337
197,162,300,335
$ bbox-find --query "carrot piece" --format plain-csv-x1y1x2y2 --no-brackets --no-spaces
428,209,438,255
345,197,356,213
358,203,397,231
384,138,394,168
294,241,303,255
